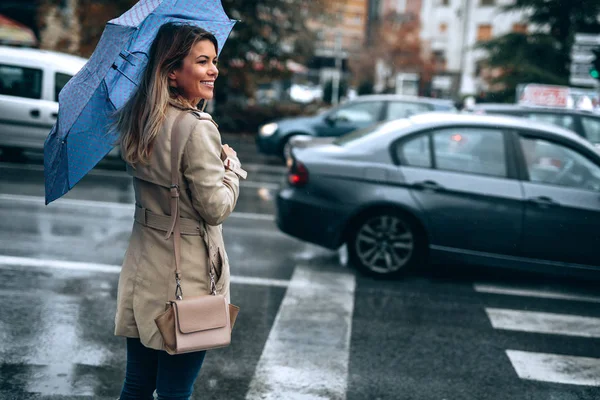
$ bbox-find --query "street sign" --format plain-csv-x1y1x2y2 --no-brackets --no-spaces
518,84,570,108
570,33,600,87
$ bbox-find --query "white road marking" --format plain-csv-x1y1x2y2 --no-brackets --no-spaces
0,161,286,176
240,180,280,190
0,163,281,188
243,163,286,174
0,255,121,273
0,194,275,221
506,350,600,386
246,265,356,400
474,283,600,304
485,308,600,338
0,255,289,288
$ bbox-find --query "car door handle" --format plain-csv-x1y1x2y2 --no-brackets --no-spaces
528,196,559,207
51,112,58,119
30,109,40,118
413,180,443,191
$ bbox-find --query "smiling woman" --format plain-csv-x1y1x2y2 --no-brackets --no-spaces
111,22,245,400
169,40,219,102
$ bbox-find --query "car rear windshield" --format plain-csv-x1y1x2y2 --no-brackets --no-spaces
333,118,412,146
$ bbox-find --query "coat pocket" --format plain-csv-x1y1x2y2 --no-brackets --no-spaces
215,247,230,293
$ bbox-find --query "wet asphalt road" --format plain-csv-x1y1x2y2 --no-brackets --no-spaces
1,137,600,400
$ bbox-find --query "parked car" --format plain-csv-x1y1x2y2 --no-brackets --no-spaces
277,113,600,277
0,46,87,159
469,103,600,148
256,94,455,158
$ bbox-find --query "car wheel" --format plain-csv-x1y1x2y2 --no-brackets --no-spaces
348,210,424,276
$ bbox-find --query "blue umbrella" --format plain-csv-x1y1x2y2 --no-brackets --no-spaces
44,0,236,204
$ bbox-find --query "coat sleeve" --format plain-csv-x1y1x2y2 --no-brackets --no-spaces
182,119,240,226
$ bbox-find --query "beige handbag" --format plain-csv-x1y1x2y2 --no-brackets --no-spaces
155,111,239,355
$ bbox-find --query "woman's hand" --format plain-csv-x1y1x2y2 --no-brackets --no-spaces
221,144,237,160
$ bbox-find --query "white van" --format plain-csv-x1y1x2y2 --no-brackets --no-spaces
0,46,87,159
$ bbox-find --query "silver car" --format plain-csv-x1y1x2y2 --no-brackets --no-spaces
276,113,600,276
0,46,87,159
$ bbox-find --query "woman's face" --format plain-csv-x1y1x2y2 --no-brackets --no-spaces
169,39,218,102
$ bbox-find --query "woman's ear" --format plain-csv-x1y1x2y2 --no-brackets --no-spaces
168,70,178,81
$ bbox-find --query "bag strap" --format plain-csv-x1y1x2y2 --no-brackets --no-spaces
165,111,217,300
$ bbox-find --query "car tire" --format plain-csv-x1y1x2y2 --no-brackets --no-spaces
347,209,425,277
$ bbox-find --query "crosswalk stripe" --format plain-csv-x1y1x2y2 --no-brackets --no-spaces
506,350,600,386
474,283,600,304
0,194,275,221
246,265,356,400
485,308,600,338
0,255,290,288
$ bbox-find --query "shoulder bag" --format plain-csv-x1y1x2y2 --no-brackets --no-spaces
155,111,240,355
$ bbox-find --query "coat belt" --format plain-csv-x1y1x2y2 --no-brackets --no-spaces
134,206,203,236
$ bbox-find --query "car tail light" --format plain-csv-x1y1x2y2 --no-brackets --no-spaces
288,160,309,186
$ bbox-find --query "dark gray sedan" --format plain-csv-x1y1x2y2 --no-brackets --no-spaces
276,113,600,276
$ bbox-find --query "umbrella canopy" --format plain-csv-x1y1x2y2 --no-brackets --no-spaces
44,0,236,204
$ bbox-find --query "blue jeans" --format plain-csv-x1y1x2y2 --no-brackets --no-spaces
119,338,207,400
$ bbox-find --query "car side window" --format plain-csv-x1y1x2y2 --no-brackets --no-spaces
581,116,600,145
387,102,432,120
330,101,383,123
0,64,42,100
432,128,507,177
526,113,576,132
519,137,600,192
397,134,432,168
55,72,73,102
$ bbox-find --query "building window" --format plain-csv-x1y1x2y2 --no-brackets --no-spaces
477,24,492,41
480,0,495,5
512,23,527,34
439,23,447,34
433,50,447,70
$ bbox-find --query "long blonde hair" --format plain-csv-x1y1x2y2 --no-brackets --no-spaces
114,23,218,165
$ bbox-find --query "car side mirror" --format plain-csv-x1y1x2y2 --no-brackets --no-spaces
324,114,336,126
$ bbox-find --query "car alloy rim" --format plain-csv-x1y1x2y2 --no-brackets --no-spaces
283,140,293,160
355,215,414,274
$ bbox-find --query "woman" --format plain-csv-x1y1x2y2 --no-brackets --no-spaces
113,22,245,400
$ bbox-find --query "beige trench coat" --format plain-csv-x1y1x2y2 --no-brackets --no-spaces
114,105,241,350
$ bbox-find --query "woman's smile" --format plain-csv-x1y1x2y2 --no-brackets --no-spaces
170,39,219,101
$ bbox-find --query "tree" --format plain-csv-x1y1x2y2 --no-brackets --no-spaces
477,32,568,102
36,0,328,105
350,12,434,96
477,0,600,102
215,0,327,103
504,0,600,71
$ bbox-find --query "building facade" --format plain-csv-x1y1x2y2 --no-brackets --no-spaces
420,0,528,98
306,0,369,90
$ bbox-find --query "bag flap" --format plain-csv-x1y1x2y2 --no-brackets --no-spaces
174,295,228,334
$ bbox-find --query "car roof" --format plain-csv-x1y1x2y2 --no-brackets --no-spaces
407,112,594,148
351,94,455,107
0,46,87,74
471,103,599,116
